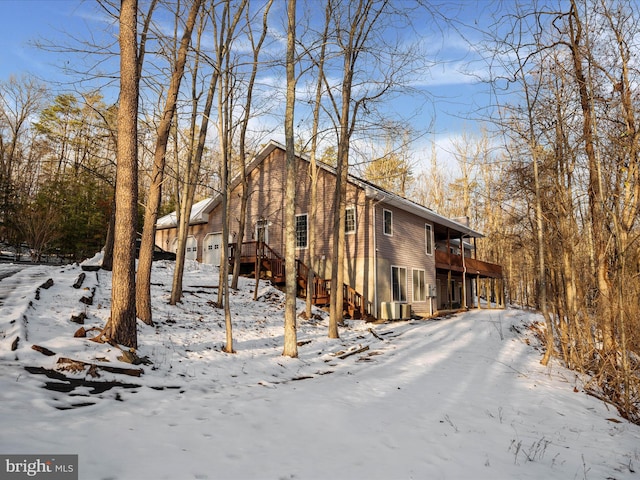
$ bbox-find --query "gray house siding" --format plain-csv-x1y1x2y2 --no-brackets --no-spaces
155,141,500,319
374,203,436,318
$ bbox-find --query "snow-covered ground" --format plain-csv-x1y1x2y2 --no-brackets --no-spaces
0,260,638,480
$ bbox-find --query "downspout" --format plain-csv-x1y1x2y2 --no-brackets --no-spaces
370,192,386,320
461,234,467,310
372,197,386,319
446,229,452,309
373,202,378,319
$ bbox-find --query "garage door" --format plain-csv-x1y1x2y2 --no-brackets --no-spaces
186,235,197,261
203,233,222,266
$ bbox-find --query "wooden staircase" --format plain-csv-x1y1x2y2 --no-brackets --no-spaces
295,259,330,305
229,241,373,319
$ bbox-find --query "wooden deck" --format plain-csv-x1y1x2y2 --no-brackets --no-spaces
230,242,370,318
434,250,502,278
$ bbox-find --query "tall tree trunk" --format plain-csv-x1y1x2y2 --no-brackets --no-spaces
282,0,298,358
305,0,330,319
325,0,386,337
232,0,271,290
170,9,218,305
107,0,139,349
328,41,356,338
214,0,235,353
568,0,613,352
329,134,348,339
101,197,116,271
136,0,202,325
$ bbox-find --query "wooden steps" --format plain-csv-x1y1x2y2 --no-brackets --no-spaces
230,241,372,318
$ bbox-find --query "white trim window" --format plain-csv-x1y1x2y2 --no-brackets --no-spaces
391,265,407,302
256,218,269,244
345,206,356,234
295,213,308,249
425,223,433,255
383,209,393,236
412,268,426,302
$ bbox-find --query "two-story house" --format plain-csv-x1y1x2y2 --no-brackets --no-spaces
155,141,504,320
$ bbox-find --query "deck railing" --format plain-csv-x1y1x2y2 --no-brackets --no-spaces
343,283,367,318
434,249,502,278
230,241,333,305
230,241,368,317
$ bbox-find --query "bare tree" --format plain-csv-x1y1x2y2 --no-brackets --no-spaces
102,0,157,272
136,0,203,325
214,0,250,354
170,3,215,305
322,0,412,338
303,0,331,319
486,0,640,422
230,0,273,291
363,130,415,196
282,0,298,358
0,76,47,244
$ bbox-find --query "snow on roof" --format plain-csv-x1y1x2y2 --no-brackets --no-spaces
156,197,215,229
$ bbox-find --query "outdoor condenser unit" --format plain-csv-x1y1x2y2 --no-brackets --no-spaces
380,302,411,320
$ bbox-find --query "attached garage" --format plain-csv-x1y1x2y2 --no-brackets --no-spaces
171,236,198,261
203,233,222,266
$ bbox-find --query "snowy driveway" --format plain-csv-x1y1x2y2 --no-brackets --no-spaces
0,262,638,480
0,263,51,309
0,263,53,354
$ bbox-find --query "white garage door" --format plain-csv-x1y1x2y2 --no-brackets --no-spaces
170,236,198,260
186,235,198,261
203,233,222,266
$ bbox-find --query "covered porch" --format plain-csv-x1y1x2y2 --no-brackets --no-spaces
435,249,505,311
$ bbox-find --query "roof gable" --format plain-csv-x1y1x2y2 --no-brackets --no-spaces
156,197,216,229
157,139,483,238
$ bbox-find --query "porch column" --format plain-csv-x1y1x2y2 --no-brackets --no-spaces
476,274,481,309
462,275,467,309
489,277,498,308
461,234,467,310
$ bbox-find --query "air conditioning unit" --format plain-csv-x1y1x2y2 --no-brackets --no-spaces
379,302,394,320
380,302,410,320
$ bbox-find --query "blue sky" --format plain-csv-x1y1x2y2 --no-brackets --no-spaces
0,0,500,173
0,1,100,82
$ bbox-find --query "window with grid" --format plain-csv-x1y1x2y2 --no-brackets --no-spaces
295,214,308,248
256,219,268,243
345,206,356,234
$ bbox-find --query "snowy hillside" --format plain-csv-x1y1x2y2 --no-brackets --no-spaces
0,261,638,479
